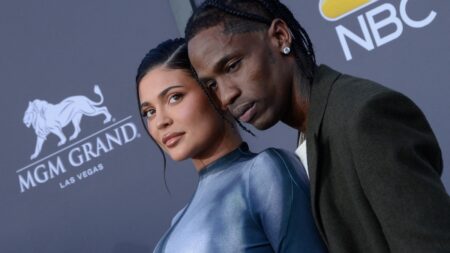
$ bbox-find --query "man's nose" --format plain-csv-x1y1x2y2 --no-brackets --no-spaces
219,81,241,110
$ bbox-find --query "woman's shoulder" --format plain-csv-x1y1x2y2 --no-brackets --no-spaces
170,206,187,226
252,148,304,173
248,148,309,189
255,148,299,164
245,148,311,223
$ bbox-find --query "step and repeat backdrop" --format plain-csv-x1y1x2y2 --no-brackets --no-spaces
0,0,448,252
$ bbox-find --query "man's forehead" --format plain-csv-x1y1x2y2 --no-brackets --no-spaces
188,26,252,72
190,27,233,55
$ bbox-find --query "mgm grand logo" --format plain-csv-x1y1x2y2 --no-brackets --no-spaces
17,85,140,193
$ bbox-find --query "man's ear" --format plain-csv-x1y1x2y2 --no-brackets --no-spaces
267,18,292,52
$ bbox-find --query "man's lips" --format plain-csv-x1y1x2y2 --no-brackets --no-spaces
234,102,256,123
162,132,185,148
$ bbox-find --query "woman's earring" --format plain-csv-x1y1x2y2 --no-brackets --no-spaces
282,46,291,55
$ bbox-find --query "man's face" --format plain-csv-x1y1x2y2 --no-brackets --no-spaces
188,25,292,130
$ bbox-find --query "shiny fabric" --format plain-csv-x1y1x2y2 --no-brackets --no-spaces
153,144,327,253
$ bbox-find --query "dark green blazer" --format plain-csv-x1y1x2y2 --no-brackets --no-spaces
305,65,450,253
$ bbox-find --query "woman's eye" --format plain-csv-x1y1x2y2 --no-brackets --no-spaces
169,93,183,104
142,109,155,119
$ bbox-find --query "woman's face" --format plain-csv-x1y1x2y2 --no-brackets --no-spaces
139,67,226,161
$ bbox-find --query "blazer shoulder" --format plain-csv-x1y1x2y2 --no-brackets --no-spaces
333,73,393,103
327,73,416,119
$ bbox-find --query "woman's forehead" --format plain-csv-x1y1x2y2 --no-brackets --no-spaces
142,67,189,85
139,68,189,96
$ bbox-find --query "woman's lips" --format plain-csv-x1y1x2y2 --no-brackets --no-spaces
162,132,185,148
238,103,256,123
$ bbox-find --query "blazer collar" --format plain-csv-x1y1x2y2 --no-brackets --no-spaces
306,64,341,137
305,64,341,242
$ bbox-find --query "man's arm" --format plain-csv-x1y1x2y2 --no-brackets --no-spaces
349,90,450,252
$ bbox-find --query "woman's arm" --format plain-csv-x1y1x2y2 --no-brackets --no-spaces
247,148,328,253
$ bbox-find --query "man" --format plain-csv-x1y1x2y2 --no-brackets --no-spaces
184,0,450,252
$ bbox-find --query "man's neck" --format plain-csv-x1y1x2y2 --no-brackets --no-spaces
281,69,311,132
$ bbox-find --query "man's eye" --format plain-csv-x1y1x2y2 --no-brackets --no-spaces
169,93,183,104
226,59,241,73
206,80,217,90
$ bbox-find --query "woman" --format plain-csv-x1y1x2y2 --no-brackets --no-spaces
136,38,327,253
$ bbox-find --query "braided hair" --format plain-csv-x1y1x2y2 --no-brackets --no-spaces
185,0,316,84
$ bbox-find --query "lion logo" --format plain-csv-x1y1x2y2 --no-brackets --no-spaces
23,85,112,160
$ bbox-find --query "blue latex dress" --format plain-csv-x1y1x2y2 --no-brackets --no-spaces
153,144,327,253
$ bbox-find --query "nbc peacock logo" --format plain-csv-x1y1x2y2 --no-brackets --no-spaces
319,0,437,61
319,0,378,21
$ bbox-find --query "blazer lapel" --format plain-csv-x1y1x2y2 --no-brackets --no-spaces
305,65,341,240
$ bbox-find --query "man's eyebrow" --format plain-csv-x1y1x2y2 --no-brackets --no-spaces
213,54,233,73
197,54,233,83
139,85,183,109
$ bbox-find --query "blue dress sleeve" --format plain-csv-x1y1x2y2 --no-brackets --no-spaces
247,148,328,253
170,206,186,226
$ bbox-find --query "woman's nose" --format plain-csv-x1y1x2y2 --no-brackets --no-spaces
156,112,172,129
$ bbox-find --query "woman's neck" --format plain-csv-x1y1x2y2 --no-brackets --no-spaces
191,127,242,172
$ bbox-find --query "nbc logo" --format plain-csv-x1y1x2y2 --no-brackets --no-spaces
319,0,437,61
319,0,378,21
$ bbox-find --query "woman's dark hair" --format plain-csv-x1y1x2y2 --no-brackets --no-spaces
136,38,191,85
185,0,316,86
136,38,189,193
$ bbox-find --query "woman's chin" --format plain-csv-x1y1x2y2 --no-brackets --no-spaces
168,151,190,162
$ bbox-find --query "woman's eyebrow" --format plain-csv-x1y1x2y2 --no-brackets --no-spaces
140,101,149,110
158,85,184,98
140,85,184,109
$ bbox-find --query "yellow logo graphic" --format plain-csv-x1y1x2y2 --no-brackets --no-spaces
319,0,378,21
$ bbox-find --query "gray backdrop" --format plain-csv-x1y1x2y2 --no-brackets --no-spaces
0,0,448,252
